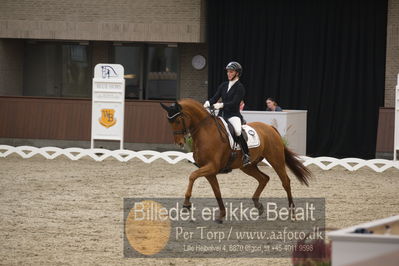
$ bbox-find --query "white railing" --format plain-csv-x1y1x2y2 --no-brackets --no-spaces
1,145,398,173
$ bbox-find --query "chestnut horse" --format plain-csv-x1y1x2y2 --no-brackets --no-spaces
161,98,311,223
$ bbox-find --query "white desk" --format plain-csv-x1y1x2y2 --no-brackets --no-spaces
328,215,399,266
242,110,307,155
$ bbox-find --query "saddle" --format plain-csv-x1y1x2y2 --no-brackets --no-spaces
191,112,260,174
219,118,260,151
218,118,260,173
219,120,240,174
226,120,248,144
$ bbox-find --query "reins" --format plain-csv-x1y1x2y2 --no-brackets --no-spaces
208,107,229,143
169,107,229,144
169,112,210,137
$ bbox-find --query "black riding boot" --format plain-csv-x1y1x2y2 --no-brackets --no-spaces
237,134,251,166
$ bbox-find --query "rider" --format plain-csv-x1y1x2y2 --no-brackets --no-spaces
203,61,251,166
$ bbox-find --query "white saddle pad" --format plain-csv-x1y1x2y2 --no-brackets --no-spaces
219,117,261,150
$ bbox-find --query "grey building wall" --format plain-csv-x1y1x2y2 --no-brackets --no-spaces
1,0,396,106
179,43,208,102
385,0,399,107
0,39,209,101
0,0,207,99
0,0,206,43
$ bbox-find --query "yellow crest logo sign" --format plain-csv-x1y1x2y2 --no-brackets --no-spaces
99,109,117,128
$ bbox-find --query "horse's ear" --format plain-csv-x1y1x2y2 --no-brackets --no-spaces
160,103,170,112
175,101,182,111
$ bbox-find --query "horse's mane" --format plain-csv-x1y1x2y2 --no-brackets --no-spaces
178,98,210,119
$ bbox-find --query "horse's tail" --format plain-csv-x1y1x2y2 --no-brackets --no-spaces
284,145,311,186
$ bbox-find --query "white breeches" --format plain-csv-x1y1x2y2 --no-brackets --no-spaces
228,116,242,136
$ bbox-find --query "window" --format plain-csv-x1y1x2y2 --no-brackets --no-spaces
22,41,179,100
113,44,178,100
146,46,178,100
23,42,91,98
61,45,91,97
114,46,142,99
23,42,58,97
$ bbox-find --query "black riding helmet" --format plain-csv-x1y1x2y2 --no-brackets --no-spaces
225,61,242,77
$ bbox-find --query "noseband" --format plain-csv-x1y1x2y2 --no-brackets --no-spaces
167,112,189,136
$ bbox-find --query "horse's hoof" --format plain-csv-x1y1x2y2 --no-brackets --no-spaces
257,203,264,216
182,204,191,213
289,206,296,221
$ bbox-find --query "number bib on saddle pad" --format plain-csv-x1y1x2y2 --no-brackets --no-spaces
219,117,261,150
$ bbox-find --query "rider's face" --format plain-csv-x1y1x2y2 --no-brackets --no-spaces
227,70,237,81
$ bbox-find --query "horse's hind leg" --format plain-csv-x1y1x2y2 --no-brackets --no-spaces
269,160,295,208
240,163,270,215
205,175,226,223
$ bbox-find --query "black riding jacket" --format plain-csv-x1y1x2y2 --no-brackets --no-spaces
209,80,245,120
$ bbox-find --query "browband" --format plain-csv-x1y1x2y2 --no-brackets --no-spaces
167,112,181,120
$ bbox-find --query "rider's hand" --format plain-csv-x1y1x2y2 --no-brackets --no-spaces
213,102,224,110
203,101,210,108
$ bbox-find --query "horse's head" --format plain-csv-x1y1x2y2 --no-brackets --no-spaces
160,101,189,148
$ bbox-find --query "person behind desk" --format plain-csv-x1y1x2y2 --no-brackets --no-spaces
266,98,282,111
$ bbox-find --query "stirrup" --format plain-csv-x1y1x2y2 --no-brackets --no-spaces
242,154,251,166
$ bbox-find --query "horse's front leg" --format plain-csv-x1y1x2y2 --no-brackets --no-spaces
205,175,226,223
183,164,216,209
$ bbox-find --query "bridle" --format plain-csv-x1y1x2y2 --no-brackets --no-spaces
167,107,228,144
167,111,213,137
167,111,189,136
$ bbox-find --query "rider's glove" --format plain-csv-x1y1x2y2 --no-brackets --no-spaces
203,101,210,108
213,102,224,110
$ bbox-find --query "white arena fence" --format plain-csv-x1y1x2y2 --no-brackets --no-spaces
1,145,399,173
